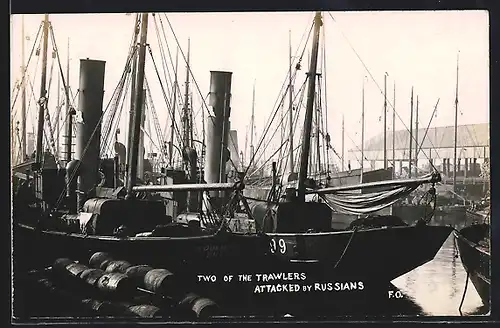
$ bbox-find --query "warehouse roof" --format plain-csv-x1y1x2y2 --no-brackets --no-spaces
358,123,489,152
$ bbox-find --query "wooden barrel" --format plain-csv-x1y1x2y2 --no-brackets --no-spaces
127,305,163,318
66,263,89,277
179,292,199,307
191,297,218,319
53,258,74,271
89,252,113,269
96,272,135,295
177,293,200,319
80,268,105,286
37,278,56,290
124,265,153,287
81,299,131,316
179,293,218,319
99,259,113,271
144,269,176,296
105,260,132,274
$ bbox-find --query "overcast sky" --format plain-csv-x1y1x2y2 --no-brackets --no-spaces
10,11,489,167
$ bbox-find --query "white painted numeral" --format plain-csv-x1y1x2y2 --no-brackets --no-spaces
278,238,286,254
270,238,287,254
270,239,277,253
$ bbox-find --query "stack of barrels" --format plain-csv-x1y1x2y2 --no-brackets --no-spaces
26,252,219,319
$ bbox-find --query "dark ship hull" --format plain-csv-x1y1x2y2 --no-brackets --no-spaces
13,221,452,317
454,223,490,306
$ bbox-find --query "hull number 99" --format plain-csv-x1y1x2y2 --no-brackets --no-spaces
270,238,287,254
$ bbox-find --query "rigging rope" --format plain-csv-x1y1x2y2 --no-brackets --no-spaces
244,22,314,178
50,37,140,212
11,22,44,112
326,12,439,173
146,44,185,152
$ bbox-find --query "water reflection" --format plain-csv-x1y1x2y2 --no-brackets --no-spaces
392,215,487,316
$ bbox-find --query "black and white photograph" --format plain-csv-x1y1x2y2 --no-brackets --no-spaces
10,10,491,321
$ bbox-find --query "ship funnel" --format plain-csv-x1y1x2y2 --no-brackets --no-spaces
74,59,106,209
205,71,232,199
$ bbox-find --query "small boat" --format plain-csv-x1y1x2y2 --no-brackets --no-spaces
454,218,490,306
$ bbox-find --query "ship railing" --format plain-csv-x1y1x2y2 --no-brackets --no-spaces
13,171,33,180
131,181,244,193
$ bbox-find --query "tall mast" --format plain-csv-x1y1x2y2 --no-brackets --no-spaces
341,114,345,172
383,72,388,169
20,15,27,160
127,14,140,173
56,60,61,158
408,87,414,178
169,46,179,167
288,29,295,176
201,83,206,168
64,37,72,164
126,13,149,196
297,11,322,202
415,95,419,176
249,80,256,164
315,87,321,174
392,81,396,178
35,14,50,165
361,77,365,183
453,51,460,193
182,38,191,149
137,88,146,180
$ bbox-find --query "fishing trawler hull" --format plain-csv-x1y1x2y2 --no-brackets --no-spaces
268,224,453,282
14,218,452,309
454,223,490,306
13,222,271,272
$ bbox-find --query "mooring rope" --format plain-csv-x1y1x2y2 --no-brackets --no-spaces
333,227,358,270
459,271,470,316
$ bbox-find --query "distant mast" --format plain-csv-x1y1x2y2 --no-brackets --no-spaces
249,80,256,167
361,77,365,183
169,46,179,167
383,72,388,169
341,114,345,172
408,87,414,178
64,38,73,165
20,15,27,160
415,95,419,176
297,11,322,202
392,81,396,179
453,51,460,194
288,30,295,178
182,38,191,150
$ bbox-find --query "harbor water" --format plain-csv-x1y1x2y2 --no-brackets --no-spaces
390,213,488,317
